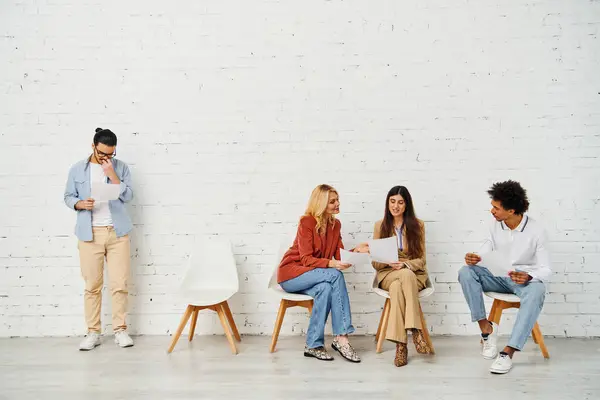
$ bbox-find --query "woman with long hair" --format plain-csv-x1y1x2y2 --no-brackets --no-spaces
372,186,432,367
278,184,369,362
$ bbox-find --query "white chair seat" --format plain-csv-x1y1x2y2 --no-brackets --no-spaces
269,286,314,302
484,292,520,303
371,274,435,299
181,289,237,307
372,286,434,299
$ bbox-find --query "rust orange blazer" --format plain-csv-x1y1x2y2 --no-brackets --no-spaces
277,215,344,283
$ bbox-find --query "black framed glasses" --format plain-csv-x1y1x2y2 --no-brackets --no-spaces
95,146,116,158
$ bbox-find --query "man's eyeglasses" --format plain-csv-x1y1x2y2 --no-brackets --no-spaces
95,146,116,158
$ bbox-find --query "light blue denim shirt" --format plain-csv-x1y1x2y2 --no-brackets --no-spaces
64,157,134,242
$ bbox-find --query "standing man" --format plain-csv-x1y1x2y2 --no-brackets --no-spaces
64,127,134,350
458,180,551,374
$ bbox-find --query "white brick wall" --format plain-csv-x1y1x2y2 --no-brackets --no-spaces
1,0,599,337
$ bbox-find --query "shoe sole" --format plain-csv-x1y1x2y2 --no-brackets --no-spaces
79,343,100,351
490,368,511,374
331,344,361,363
303,352,333,361
116,342,134,348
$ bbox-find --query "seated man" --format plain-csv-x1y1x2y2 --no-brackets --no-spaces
458,180,551,374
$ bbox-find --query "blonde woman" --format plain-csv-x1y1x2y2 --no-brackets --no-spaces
372,186,433,367
278,184,369,362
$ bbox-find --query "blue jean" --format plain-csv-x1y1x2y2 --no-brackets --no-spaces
458,265,546,351
280,268,355,348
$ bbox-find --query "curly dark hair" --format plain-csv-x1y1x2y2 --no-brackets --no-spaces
487,180,530,215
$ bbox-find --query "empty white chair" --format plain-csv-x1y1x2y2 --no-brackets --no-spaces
484,291,549,358
372,273,436,353
268,236,314,353
167,237,241,354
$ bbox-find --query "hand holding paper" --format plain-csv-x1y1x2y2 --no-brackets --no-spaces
479,250,511,277
340,249,371,267
91,183,121,202
367,236,399,264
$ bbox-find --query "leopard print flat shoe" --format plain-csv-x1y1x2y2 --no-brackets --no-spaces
332,338,361,363
304,346,334,361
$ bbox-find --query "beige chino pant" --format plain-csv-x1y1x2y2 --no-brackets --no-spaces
78,226,130,333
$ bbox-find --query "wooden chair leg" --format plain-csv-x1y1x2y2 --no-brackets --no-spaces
215,304,238,355
296,300,313,310
188,307,199,342
270,299,287,353
489,300,504,325
488,300,499,323
222,301,241,342
376,299,391,353
418,303,435,355
375,300,388,342
167,305,194,353
532,322,550,359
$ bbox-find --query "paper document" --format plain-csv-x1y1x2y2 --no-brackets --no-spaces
340,249,371,266
368,236,399,264
91,183,120,202
479,250,512,276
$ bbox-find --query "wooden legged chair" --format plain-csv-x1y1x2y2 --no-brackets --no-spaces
270,298,313,353
167,238,241,354
167,300,241,354
485,292,549,359
373,276,436,354
268,236,314,353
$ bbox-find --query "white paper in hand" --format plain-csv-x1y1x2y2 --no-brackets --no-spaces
368,236,399,264
91,183,120,202
340,249,371,267
479,250,512,277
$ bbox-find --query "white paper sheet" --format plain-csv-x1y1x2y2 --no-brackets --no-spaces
479,250,512,277
368,236,399,264
340,249,371,266
91,183,120,202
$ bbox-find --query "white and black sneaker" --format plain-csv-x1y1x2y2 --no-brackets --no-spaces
490,352,513,374
481,322,499,359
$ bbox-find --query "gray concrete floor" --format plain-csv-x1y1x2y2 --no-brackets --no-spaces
0,335,599,400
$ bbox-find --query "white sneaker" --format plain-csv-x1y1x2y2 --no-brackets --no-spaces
490,353,513,374
114,330,134,348
79,332,101,351
481,322,498,359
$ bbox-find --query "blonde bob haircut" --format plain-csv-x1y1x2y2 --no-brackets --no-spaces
304,184,338,234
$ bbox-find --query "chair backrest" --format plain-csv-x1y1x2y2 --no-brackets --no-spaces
424,276,434,291
181,236,239,292
268,234,296,289
371,273,379,290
